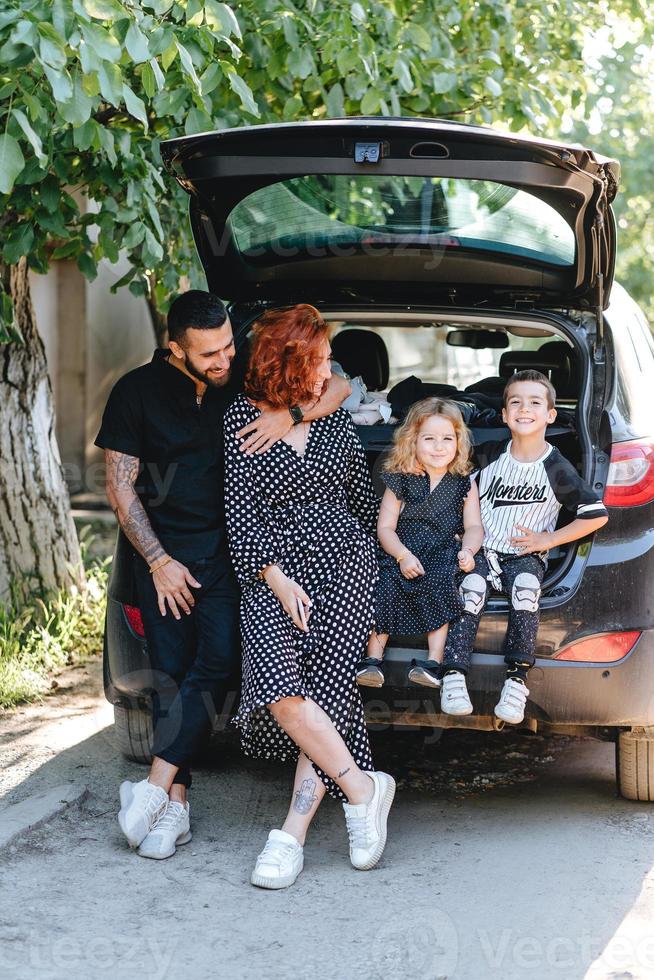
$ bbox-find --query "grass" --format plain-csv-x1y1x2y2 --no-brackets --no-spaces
0,525,111,709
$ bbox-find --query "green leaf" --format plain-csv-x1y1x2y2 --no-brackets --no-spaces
227,71,259,117
186,0,203,25
204,1,242,39
325,83,344,118
404,23,431,52
336,48,359,75
77,251,98,281
360,88,381,114
79,40,101,73
184,106,214,134
51,238,82,259
72,117,97,150
38,23,68,69
97,61,122,105
485,75,502,98
143,226,163,265
53,0,75,40
122,221,147,249
82,0,127,20
141,61,155,99
12,109,47,166
82,71,101,97
80,22,121,61
3,223,35,264
59,77,94,126
161,39,177,70
0,135,25,195
125,20,150,63
175,39,201,90
351,2,366,24
149,57,165,91
43,64,73,102
288,47,313,80
98,126,116,164
40,175,61,212
431,71,457,94
394,57,413,94
200,62,222,96
281,13,298,48
129,278,148,297
122,83,148,129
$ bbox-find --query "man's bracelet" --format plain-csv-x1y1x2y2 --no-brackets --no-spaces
149,555,171,575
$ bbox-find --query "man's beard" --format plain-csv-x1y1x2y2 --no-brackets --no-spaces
183,353,232,388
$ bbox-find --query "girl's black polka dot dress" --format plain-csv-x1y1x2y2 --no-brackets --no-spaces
374,471,471,635
223,396,380,801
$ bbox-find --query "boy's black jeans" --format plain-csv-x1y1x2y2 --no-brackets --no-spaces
442,551,547,674
133,552,241,788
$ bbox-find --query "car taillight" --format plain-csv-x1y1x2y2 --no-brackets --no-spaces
553,630,641,662
604,438,654,507
123,604,145,638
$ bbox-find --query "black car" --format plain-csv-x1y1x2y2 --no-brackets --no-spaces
104,118,654,801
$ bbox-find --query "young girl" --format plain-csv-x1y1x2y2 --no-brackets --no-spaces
356,398,484,700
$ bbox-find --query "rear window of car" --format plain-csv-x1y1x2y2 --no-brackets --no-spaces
228,175,576,268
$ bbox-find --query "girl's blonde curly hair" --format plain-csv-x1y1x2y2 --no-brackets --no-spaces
384,397,473,477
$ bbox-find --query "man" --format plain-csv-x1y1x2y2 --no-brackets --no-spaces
96,290,350,860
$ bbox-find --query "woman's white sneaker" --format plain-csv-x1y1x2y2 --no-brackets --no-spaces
118,779,169,849
342,771,396,871
137,801,191,860
441,671,473,715
494,678,529,724
251,829,304,889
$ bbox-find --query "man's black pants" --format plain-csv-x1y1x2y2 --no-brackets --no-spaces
133,553,241,788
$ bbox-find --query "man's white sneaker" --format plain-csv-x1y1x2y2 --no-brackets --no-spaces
118,779,168,849
137,801,192,860
441,671,473,715
251,830,304,890
494,678,529,724
342,771,395,871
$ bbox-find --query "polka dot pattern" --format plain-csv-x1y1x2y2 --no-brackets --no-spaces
223,397,379,801
374,471,471,635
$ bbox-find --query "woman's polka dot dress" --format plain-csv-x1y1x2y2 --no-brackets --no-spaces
223,396,380,801
374,470,472,635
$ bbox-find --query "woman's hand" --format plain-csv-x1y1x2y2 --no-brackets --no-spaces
398,553,425,580
457,548,476,573
262,565,312,631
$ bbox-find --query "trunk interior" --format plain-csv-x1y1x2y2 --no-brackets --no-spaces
235,304,591,653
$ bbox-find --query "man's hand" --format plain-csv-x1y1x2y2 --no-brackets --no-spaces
152,559,202,619
236,407,292,455
263,565,312,631
399,552,425,580
510,526,553,554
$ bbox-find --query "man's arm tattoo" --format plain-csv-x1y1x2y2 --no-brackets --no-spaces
293,778,318,815
105,450,165,565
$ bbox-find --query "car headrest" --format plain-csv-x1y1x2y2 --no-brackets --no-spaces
539,341,579,398
499,348,573,397
331,329,390,391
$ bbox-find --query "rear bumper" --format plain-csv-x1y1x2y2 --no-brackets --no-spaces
366,629,654,730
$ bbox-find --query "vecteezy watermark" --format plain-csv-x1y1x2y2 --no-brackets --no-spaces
477,928,654,972
372,907,459,979
1,930,174,980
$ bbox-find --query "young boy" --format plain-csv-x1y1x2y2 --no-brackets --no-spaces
439,369,609,723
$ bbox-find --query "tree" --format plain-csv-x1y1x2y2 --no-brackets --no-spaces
0,0,644,597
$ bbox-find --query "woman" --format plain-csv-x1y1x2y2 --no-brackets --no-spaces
223,305,395,889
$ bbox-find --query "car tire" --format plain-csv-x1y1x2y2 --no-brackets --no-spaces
616,730,654,802
114,702,154,765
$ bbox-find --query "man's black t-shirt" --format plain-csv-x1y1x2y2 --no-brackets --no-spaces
95,348,246,562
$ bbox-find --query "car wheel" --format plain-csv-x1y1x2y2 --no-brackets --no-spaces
616,730,654,802
114,702,153,765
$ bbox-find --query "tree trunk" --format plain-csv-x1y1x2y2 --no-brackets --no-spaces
0,258,83,601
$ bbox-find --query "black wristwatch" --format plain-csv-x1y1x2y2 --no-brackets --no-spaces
289,405,304,425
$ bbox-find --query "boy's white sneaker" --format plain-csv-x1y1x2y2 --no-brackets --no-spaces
137,801,191,860
342,771,396,871
251,829,304,889
441,671,473,715
118,779,168,849
494,678,530,724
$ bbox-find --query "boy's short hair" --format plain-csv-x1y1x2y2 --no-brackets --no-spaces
167,290,227,345
503,369,556,409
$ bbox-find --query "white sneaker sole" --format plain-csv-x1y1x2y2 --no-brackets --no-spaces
251,858,304,890
494,706,525,724
118,782,148,849
353,773,396,872
356,671,384,688
137,830,192,861
407,668,441,689
441,699,473,716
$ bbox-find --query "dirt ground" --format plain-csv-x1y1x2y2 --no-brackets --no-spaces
1,656,653,980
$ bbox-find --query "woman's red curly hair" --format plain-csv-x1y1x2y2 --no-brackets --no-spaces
245,304,329,407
